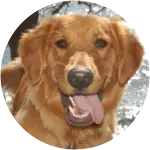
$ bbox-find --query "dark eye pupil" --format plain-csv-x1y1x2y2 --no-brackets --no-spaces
95,38,108,48
56,40,67,48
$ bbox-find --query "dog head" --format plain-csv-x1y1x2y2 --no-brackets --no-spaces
19,14,144,127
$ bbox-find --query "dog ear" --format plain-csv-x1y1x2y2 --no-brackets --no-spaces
1,58,24,92
12,74,28,115
19,20,52,85
112,20,144,86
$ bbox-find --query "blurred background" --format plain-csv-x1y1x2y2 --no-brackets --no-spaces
1,0,149,135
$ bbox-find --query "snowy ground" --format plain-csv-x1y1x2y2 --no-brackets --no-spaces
116,56,149,134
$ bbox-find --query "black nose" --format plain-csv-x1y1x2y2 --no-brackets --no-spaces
67,67,93,89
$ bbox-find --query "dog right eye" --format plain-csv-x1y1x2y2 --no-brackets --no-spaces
55,40,68,49
94,38,108,49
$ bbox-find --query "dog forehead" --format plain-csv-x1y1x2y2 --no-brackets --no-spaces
49,14,112,43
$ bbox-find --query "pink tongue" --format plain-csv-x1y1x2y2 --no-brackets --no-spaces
73,95,104,124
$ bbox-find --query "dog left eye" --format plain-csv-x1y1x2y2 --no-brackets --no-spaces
95,38,108,48
56,40,68,49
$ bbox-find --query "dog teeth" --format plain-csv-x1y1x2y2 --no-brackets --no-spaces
68,97,90,119
69,106,74,114
69,96,76,106
69,106,89,118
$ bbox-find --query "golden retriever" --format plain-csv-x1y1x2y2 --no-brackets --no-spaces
1,14,144,149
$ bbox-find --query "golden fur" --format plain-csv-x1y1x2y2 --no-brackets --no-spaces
1,14,144,149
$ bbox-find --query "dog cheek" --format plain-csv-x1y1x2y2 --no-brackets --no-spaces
51,69,57,83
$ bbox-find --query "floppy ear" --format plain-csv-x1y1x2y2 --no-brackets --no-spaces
19,20,52,85
12,74,28,115
112,20,144,86
1,58,24,92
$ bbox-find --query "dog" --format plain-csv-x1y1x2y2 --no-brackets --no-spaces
1,14,144,149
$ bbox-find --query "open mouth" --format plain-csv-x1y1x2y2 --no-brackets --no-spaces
61,90,104,127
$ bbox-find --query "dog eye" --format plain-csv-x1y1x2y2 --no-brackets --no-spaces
95,38,108,48
56,40,67,49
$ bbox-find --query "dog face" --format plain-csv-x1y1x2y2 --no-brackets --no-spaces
48,15,115,96
19,14,143,127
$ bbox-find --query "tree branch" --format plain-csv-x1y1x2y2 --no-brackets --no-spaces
51,1,70,15
78,1,92,13
40,1,114,18
95,7,106,15
78,1,106,15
